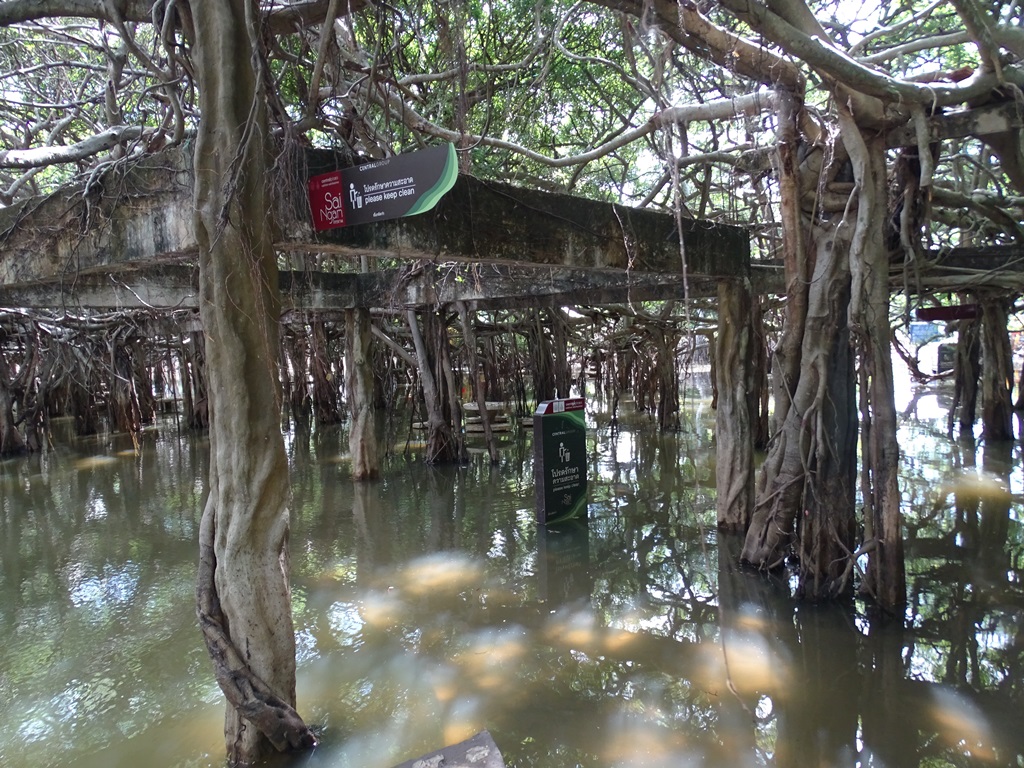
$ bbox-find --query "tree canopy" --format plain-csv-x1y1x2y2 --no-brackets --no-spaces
0,0,1018,252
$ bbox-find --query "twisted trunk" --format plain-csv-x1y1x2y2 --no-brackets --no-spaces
740,217,854,583
187,2,315,763
715,277,756,532
740,87,858,598
346,307,379,479
842,114,903,610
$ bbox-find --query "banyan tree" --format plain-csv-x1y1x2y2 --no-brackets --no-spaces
2,0,1024,763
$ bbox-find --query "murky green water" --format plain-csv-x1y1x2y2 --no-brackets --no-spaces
2,378,1023,767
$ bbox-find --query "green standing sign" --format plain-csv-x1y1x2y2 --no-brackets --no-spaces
534,397,588,524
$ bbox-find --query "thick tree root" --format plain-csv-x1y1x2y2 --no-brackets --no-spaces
196,509,317,754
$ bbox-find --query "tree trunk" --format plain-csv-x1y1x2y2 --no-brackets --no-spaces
842,115,903,610
715,277,755,532
436,310,466,461
187,2,315,764
550,307,572,398
0,349,27,456
1015,348,1024,411
346,307,379,480
978,292,1014,441
741,218,854,579
284,328,311,418
110,340,142,435
68,351,100,436
183,330,209,430
311,319,341,424
654,327,679,430
740,88,821,566
750,295,771,450
407,309,460,463
458,301,499,463
769,88,809,436
950,316,981,435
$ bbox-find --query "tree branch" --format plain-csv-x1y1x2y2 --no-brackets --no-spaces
0,0,152,26
587,0,803,91
352,77,775,169
717,0,1024,108
0,125,144,168
948,0,1003,75
0,0,367,32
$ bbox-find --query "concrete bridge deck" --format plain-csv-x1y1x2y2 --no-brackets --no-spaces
0,146,751,310
3,144,1022,311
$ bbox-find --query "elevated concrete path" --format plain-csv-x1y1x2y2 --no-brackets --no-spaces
0,146,751,310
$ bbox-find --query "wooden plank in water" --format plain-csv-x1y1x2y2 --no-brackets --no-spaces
390,730,505,768
466,421,511,433
462,401,510,412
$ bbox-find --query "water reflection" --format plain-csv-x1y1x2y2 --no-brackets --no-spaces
0,427,217,768
1,384,1023,767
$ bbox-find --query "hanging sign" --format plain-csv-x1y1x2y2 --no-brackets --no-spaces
308,142,457,231
915,304,980,322
534,398,588,524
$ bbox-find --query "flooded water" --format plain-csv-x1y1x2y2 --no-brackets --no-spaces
2,376,1023,768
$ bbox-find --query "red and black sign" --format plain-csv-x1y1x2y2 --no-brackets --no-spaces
915,304,980,322
308,143,457,231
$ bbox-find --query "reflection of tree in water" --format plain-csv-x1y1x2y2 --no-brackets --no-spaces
0,430,210,764
882,434,1023,763
6,417,1023,765
211,425,1024,763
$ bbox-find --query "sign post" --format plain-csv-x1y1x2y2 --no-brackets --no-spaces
308,143,458,230
533,398,587,524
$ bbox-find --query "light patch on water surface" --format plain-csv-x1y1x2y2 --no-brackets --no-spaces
327,601,365,642
487,530,506,559
929,686,1000,762
450,626,529,693
313,556,358,586
600,709,701,767
358,589,404,629
730,602,772,633
425,665,459,705
16,710,53,744
49,675,120,730
295,627,319,663
394,552,485,598
442,695,484,750
85,496,108,521
73,455,119,471
937,469,1012,505
552,607,643,656
544,606,600,649
692,630,791,700
600,625,641,654
67,563,140,610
